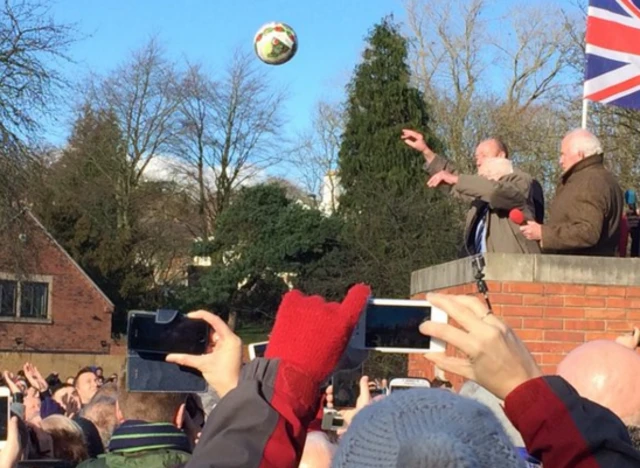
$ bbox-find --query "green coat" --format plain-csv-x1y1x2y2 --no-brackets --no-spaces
426,154,542,255
77,449,191,468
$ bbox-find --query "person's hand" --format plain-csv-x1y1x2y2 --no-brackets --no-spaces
616,327,640,350
265,285,370,385
325,385,334,409
401,129,428,151
520,221,542,241
420,294,542,400
0,416,21,467
401,129,435,161
338,376,374,435
427,170,459,188
166,311,242,399
2,371,20,396
23,363,48,393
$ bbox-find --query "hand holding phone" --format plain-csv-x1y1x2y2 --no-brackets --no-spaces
0,387,10,450
166,311,242,398
350,299,447,353
0,414,20,467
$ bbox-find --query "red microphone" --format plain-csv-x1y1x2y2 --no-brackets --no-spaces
509,208,526,226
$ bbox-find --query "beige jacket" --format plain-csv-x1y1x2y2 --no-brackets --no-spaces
426,155,543,255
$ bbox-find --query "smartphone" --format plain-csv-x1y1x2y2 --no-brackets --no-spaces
127,311,210,355
350,299,447,353
388,377,432,393
0,386,9,449
321,409,345,431
331,365,363,408
248,341,268,360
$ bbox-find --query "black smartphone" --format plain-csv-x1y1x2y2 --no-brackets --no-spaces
127,311,209,355
331,365,363,408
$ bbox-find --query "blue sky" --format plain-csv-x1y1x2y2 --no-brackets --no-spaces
47,0,579,152
47,0,412,145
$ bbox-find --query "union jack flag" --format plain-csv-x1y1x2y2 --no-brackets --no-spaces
584,0,640,109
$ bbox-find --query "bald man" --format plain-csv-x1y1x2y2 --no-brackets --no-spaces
521,129,623,256
402,130,544,256
557,340,640,427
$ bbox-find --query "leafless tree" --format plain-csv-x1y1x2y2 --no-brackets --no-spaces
89,38,181,235
288,100,344,209
405,0,577,190
0,0,75,265
172,52,286,238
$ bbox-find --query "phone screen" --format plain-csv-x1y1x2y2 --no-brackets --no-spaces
364,303,432,349
391,385,422,392
252,343,267,359
128,313,209,355
0,396,7,441
331,365,363,408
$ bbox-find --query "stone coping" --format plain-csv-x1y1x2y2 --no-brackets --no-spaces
411,253,640,295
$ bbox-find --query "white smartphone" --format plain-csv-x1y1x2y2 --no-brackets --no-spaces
350,299,447,353
248,341,268,360
0,386,9,449
321,408,346,431
388,377,432,393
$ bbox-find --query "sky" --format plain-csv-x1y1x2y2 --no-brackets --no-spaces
47,0,411,146
45,0,580,183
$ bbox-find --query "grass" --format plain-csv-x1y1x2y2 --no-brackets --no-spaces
236,324,270,344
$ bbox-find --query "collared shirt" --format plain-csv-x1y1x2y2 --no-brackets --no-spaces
474,206,489,254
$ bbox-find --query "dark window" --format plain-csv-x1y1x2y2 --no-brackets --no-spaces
0,281,16,317
20,282,48,319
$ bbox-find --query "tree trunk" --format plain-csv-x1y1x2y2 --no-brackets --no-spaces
227,309,238,331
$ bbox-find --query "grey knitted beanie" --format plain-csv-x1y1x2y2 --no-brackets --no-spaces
332,388,526,468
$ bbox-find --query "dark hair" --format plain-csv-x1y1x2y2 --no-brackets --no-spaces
74,367,95,384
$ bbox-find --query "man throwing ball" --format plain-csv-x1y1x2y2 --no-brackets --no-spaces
402,129,544,256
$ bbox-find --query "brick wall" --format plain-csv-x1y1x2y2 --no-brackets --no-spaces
408,281,640,389
0,214,114,353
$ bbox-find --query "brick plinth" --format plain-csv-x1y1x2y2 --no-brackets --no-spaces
408,254,640,389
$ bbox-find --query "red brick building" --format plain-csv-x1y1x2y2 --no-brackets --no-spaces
409,253,640,389
0,211,113,353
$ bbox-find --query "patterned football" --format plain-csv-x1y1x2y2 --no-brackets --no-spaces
254,22,298,65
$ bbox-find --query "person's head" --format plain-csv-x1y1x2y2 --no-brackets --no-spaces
299,431,337,468
40,414,89,464
95,367,103,378
478,157,514,181
560,129,603,173
80,395,118,450
115,372,185,426
557,340,640,426
52,384,82,414
333,389,525,467
458,381,524,447
75,367,98,405
473,138,509,169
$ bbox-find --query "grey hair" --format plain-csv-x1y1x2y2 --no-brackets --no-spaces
565,129,603,158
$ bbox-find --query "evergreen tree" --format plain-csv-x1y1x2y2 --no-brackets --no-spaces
338,17,461,297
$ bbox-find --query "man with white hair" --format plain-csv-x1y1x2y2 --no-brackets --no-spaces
521,129,623,256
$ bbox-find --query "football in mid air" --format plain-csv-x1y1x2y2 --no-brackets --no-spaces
254,22,298,65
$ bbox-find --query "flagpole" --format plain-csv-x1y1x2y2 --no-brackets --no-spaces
581,99,589,130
